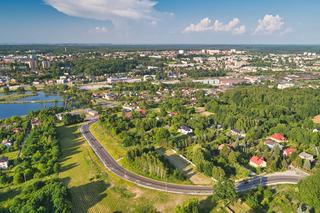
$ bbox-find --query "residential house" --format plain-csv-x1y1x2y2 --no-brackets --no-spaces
268,133,287,143
0,157,8,169
277,83,295,90
178,126,193,135
2,139,12,148
12,127,21,134
86,109,99,117
264,139,283,150
168,112,178,117
31,118,41,129
104,93,117,101
230,129,246,138
122,109,133,119
56,113,64,121
299,152,314,162
56,78,67,84
137,109,147,117
92,93,101,99
283,147,295,157
249,156,267,168
123,104,135,111
312,128,320,133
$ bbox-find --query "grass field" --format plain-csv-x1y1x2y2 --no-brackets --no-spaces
89,122,126,160
157,148,212,185
58,123,205,213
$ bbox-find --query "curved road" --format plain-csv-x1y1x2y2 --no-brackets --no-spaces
80,121,306,195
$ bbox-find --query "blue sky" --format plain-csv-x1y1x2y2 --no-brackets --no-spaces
0,0,319,44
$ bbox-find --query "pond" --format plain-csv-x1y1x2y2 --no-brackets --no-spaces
0,92,64,119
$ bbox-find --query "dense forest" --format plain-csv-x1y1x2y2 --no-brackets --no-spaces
185,69,227,78
71,58,138,75
206,87,320,145
9,179,70,212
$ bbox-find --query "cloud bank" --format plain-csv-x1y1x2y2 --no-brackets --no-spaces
45,0,160,23
254,14,284,34
184,18,246,35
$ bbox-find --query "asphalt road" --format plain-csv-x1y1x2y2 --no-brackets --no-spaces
80,121,306,195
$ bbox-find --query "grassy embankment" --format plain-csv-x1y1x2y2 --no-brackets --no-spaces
89,121,193,184
58,123,204,213
0,92,61,104
0,93,34,103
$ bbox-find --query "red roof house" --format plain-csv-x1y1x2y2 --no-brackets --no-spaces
137,109,147,117
283,148,295,157
249,156,267,168
168,112,178,117
268,133,287,143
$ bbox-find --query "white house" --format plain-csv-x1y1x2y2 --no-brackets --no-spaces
0,157,9,169
56,113,64,121
299,152,314,162
313,128,320,133
230,129,246,138
4,142,12,148
264,139,283,150
86,109,99,117
277,83,295,90
178,126,193,135
103,93,116,100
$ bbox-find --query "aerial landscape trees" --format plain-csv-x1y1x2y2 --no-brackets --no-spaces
1,44,320,212
0,108,71,211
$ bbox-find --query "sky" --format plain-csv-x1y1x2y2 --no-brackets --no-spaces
0,0,320,44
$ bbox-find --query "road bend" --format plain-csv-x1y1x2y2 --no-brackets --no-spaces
80,121,306,195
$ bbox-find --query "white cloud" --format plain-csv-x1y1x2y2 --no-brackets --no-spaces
184,18,246,34
183,18,213,33
254,14,284,34
233,25,246,35
213,18,239,32
45,0,160,23
90,26,108,33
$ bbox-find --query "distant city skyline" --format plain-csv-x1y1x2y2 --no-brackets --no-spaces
1,0,320,44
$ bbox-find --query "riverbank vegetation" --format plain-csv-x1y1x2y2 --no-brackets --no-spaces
0,93,34,103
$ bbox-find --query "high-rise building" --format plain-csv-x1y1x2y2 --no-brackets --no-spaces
42,61,50,69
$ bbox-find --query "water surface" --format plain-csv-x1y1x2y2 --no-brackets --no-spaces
0,92,63,119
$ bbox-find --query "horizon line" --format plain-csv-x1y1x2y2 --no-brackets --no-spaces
1,43,320,46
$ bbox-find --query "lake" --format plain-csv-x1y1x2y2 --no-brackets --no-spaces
0,92,64,119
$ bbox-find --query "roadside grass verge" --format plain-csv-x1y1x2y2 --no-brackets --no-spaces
58,123,202,213
90,122,193,184
89,121,126,160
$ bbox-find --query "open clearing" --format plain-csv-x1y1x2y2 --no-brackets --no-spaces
196,107,214,117
158,148,212,185
58,124,204,213
312,115,320,124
